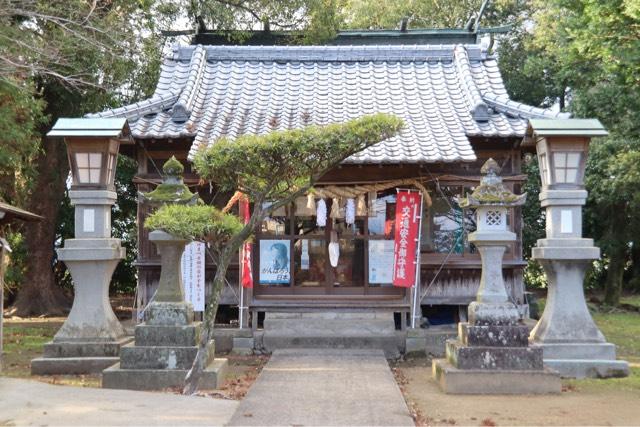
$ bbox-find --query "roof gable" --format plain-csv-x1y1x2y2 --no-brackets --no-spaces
88,44,569,164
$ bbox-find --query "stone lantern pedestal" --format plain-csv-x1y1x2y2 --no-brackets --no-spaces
530,192,629,378
525,120,629,378
102,158,227,390
31,190,132,375
103,231,227,390
432,159,560,394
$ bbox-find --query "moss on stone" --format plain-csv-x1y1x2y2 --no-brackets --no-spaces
141,156,199,205
143,184,197,204
470,185,520,203
163,155,184,176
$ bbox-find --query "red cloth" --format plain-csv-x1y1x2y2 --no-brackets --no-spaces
392,191,421,287
240,197,253,288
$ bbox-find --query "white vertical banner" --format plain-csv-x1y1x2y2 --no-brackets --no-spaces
181,241,206,312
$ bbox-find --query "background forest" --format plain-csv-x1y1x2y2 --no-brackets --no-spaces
1,0,638,316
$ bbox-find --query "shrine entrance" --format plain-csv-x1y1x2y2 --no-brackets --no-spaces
253,191,406,299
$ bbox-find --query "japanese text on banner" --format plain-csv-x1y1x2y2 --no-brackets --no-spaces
181,241,206,311
392,191,422,287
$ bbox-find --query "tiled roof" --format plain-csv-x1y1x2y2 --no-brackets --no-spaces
87,44,569,164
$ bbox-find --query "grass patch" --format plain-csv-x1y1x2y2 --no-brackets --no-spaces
565,367,640,393
592,310,640,363
1,320,101,387
2,322,59,377
620,294,640,308
533,296,640,392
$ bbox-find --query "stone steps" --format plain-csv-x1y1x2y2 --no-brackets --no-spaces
432,359,561,394
260,333,405,358
101,302,228,391
260,311,403,358
102,359,228,391
31,337,132,375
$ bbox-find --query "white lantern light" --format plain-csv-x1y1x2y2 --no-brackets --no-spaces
66,139,120,190
535,138,587,188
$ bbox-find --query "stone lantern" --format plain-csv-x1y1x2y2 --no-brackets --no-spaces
463,161,524,318
432,159,560,394
32,118,133,375
102,157,227,391
526,119,629,378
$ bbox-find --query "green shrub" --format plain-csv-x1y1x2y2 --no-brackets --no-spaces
145,204,242,242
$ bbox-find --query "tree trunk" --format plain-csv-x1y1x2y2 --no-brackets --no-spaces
182,205,266,394
603,208,627,307
604,246,625,306
629,242,640,292
12,135,70,316
183,247,233,394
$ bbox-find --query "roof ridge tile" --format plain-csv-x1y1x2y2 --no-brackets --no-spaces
172,45,206,122
482,93,571,120
453,45,490,122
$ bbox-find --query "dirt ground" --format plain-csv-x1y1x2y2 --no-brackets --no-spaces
393,357,640,427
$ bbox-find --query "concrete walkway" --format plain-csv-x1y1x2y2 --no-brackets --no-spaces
0,377,238,426
228,349,414,426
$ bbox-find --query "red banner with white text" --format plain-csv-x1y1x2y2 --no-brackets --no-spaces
392,191,422,287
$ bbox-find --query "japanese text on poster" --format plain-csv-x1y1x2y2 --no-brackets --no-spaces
259,239,291,285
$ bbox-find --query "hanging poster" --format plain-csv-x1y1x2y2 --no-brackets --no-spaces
368,240,394,284
181,241,206,311
259,239,291,285
300,239,310,270
392,191,422,288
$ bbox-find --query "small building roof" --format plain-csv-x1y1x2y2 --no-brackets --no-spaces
189,26,512,46
0,201,42,225
87,44,570,164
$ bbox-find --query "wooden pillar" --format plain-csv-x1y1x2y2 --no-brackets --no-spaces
0,243,7,371
134,145,150,322
238,200,250,329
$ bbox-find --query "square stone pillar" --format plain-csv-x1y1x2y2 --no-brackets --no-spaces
31,191,132,375
526,119,629,379
530,193,629,378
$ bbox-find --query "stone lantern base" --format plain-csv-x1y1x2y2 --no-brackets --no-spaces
433,234,560,394
531,241,630,378
102,302,228,390
31,239,133,375
432,320,561,394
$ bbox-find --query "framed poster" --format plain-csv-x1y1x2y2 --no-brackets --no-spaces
259,239,291,285
368,240,394,284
